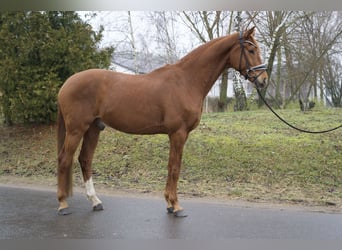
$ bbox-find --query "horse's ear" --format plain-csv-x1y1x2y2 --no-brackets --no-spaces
244,26,256,38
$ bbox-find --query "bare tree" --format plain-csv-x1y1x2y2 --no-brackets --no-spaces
293,12,342,106
93,12,140,72
323,57,342,107
246,11,342,109
127,11,138,73
147,11,179,63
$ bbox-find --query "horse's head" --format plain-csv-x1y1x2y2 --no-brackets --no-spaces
231,27,268,89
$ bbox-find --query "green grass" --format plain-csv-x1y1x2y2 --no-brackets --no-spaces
1,108,342,207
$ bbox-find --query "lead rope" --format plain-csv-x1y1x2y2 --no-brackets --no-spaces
256,88,342,134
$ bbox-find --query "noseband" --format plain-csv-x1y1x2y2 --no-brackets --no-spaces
238,31,267,88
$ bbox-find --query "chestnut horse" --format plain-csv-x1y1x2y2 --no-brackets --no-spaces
57,27,268,216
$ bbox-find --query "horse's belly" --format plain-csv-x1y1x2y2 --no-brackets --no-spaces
103,112,166,135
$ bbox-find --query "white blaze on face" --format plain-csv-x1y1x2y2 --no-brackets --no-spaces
85,177,102,207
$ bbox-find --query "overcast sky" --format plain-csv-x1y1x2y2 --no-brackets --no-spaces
80,11,201,58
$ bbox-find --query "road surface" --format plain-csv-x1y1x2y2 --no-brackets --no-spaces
0,184,341,239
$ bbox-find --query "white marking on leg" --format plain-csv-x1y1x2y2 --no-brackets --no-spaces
85,177,102,207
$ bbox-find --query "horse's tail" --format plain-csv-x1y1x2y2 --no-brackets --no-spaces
57,104,73,197
57,104,65,156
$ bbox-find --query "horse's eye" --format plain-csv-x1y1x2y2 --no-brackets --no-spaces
248,50,255,55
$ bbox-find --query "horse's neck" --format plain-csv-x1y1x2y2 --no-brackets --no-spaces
177,33,238,98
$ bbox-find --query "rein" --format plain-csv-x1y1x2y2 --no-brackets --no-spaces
238,30,342,134
256,88,342,134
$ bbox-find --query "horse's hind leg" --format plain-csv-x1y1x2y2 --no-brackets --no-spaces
78,121,103,211
57,132,83,215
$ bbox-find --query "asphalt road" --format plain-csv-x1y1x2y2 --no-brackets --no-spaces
0,184,341,239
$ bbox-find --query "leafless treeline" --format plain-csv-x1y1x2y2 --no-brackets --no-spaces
93,11,342,109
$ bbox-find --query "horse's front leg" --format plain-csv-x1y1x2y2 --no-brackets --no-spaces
165,129,188,217
78,123,103,211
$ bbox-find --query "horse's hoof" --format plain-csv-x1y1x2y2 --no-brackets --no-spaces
93,203,104,211
173,210,188,218
167,207,174,214
58,207,72,216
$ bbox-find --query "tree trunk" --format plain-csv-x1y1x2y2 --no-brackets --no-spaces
232,11,248,111
275,45,282,107
233,72,248,111
127,11,138,74
218,69,228,111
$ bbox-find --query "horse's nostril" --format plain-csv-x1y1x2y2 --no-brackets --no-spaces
260,78,267,88
256,78,267,89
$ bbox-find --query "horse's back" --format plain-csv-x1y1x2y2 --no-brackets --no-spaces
59,69,113,94
58,69,128,109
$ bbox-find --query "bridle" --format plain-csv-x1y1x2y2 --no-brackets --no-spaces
238,31,267,89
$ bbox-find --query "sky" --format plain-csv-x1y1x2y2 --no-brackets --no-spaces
80,11,198,58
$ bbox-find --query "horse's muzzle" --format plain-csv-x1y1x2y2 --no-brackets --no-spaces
254,75,268,89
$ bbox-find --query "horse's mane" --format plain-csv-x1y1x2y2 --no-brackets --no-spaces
176,34,236,65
